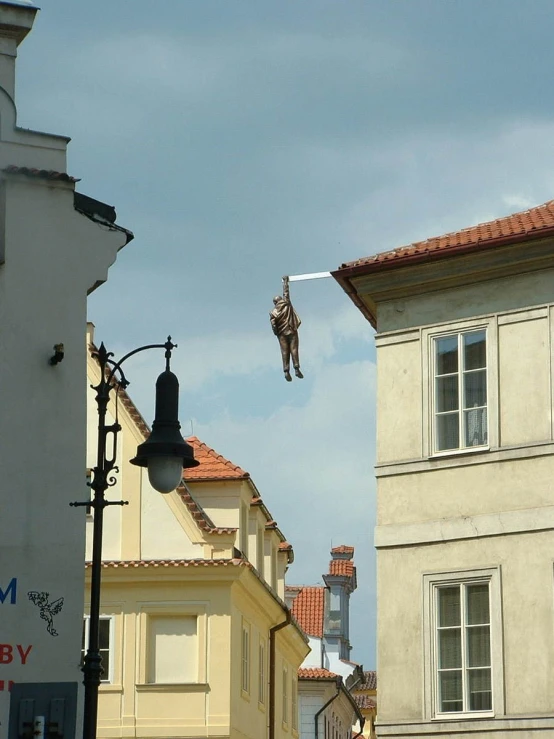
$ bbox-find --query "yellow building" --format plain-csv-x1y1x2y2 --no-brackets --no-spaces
350,672,377,739
85,325,309,739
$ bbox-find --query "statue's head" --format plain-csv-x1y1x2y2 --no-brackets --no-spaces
273,296,284,306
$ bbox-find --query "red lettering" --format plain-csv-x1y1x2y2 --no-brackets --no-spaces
0,645,13,664
16,645,32,665
0,680,13,691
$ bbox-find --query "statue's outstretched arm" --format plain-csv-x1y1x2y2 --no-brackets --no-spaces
282,275,290,302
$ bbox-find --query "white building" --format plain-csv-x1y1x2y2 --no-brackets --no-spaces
0,1,131,732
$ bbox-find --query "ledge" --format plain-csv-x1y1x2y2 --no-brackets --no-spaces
135,683,208,693
376,714,554,736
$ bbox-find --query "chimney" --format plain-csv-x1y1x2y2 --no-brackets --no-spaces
0,1,38,101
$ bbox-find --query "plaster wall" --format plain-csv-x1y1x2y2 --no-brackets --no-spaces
0,175,126,720
377,530,554,734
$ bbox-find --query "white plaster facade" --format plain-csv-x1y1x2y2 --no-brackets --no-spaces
334,216,554,737
0,2,130,730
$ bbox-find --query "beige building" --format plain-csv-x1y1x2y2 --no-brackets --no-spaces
86,327,309,739
333,200,554,737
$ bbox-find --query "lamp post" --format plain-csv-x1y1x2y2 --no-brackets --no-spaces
71,337,199,739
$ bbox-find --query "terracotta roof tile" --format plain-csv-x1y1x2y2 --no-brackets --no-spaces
86,558,248,569
279,541,293,552
3,165,80,182
298,667,338,679
290,586,325,638
354,694,376,710
183,436,249,481
359,670,377,690
336,199,554,274
329,559,355,577
331,545,354,555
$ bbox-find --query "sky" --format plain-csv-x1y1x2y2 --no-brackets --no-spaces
14,0,554,669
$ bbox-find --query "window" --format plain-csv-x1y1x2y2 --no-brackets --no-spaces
148,615,197,684
241,621,250,694
282,665,288,725
433,330,487,452
82,616,112,683
424,568,503,719
258,638,266,705
291,676,298,731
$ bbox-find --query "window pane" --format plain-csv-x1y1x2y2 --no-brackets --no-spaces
467,626,490,667
467,584,490,624
438,587,461,627
468,668,492,710
437,414,460,451
464,370,487,409
464,407,487,447
439,629,462,668
436,376,459,412
436,336,458,375
99,619,110,650
464,331,486,370
439,671,463,712
100,648,110,679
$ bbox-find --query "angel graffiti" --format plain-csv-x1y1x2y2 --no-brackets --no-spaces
28,591,64,637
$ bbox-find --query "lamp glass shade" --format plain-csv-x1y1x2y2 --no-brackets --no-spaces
147,456,183,494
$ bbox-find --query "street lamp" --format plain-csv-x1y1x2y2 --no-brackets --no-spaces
71,337,199,739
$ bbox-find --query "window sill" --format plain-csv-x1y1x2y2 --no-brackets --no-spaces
432,711,494,721
99,684,122,693
135,683,207,692
430,445,489,459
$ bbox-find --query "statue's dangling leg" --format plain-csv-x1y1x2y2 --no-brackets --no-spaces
290,333,303,379
279,334,292,381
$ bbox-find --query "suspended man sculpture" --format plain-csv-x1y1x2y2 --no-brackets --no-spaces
270,276,304,382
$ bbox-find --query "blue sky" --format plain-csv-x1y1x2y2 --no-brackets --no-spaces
14,0,554,668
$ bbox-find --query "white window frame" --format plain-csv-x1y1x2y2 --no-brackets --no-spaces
291,675,298,731
423,566,504,720
241,620,250,695
258,637,266,706
82,615,114,684
282,663,289,727
423,318,498,458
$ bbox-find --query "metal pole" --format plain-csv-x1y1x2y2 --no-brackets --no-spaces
82,344,113,739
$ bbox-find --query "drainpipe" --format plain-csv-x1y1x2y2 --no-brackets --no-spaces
269,611,291,739
352,717,366,738
314,678,341,739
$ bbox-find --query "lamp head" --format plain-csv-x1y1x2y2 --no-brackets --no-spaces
130,368,198,493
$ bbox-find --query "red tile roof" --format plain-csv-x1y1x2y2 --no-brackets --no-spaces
298,667,338,680
184,436,249,481
354,694,377,710
86,558,249,569
290,586,325,638
328,559,355,577
359,670,377,691
3,165,80,182
331,545,354,555
336,199,554,276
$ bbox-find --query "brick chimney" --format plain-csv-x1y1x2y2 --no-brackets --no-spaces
0,1,37,101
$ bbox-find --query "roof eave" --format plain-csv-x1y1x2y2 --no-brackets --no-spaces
332,225,554,328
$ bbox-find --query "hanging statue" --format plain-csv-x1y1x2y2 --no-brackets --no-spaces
270,276,304,382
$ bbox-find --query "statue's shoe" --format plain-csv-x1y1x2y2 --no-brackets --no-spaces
294,368,304,379
284,371,292,382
